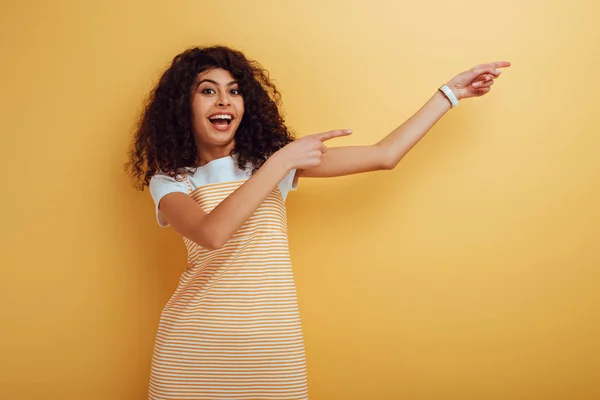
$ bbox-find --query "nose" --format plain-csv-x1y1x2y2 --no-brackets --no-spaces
216,92,230,107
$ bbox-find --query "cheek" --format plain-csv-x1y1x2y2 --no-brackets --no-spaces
237,99,245,118
191,99,210,124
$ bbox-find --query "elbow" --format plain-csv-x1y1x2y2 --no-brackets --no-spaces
191,239,220,252
207,240,225,251
377,144,398,170
190,229,224,251
188,216,231,251
382,156,400,171
200,237,224,252
382,160,395,170
202,242,218,252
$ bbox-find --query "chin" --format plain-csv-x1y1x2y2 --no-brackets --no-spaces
208,127,237,143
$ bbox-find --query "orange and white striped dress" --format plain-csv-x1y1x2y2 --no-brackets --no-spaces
147,155,307,399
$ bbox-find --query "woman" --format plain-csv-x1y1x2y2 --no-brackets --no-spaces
126,45,510,399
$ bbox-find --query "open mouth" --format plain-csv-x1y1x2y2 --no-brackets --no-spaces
208,114,233,128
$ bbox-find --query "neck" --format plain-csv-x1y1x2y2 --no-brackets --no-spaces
196,141,236,167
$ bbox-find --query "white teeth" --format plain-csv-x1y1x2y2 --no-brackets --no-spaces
209,114,232,120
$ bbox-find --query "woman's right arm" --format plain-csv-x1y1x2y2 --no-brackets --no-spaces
158,129,351,250
158,152,291,251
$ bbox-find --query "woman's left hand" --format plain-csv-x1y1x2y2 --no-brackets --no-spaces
446,61,511,100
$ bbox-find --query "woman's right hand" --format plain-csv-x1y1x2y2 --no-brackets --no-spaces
275,129,353,171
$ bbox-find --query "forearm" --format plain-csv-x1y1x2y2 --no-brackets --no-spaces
378,89,452,168
203,153,290,249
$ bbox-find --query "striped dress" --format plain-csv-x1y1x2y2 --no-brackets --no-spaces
147,155,308,399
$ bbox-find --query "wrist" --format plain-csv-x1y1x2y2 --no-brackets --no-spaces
268,150,293,173
439,83,460,107
445,81,462,100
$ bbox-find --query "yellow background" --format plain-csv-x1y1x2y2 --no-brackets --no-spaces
1,0,599,399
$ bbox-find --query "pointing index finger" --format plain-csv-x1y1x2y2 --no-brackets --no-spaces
315,129,353,142
475,61,512,73
488,61,512,69
496,61,512,68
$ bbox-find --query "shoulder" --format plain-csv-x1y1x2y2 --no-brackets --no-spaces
149,171,185,185
149,171,189,202
148,171,191,227
149,171,187,188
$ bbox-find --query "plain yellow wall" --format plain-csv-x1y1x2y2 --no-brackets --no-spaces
1,0,599,399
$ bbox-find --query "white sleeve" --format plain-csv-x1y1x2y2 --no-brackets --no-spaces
278,169,299,202
149,173,189,227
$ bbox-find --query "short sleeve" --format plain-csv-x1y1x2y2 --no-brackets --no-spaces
149,173,189,227
278,169,299,202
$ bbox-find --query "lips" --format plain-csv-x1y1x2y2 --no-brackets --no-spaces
207,113,234,132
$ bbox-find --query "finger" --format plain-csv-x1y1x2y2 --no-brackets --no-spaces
473,68,503,78
474,61,511,71
473,63,510,78
470,73,493,88
472,78,494,88
321,143,328,154
476,86,492,96
474,73,494,83
315,129,353,142
494,61,511,68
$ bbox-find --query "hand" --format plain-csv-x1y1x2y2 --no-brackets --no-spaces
275,129,353,171
446,61,511,100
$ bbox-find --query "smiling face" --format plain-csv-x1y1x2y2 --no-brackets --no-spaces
190,68,244,161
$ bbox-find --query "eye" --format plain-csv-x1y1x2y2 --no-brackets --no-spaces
201,88,216,95
230,88,241,95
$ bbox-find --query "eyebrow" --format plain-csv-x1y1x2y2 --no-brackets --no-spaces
197,79,238,87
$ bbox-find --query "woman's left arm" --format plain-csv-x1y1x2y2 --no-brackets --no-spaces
297,61,511,178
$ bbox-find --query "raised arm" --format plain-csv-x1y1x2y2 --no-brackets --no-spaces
298,61,511,178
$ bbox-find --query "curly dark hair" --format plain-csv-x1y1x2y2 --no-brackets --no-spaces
125,45,296,190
